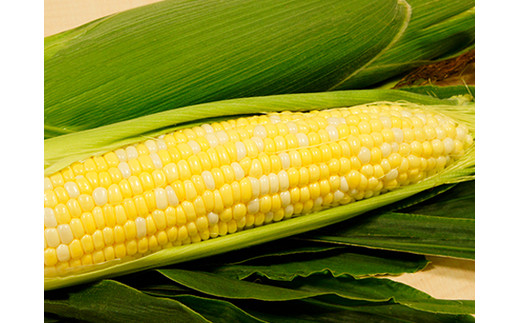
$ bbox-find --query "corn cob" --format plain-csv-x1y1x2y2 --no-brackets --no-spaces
44,103,473,280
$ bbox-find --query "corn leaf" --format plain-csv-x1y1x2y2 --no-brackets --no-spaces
45,281,474,322
44,0,411,137
239,298,475,323
400,180,474,218
398,85,475,101
301,181,475,259
336,0,475,89
168,295,266,323
183,245,429,280
44,280,209,322
304,213,474,259
157,269,474,315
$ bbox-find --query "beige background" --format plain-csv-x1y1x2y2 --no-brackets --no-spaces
44,0,475,301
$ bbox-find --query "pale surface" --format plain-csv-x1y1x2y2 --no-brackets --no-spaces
44,0,163,36
44,0,475,301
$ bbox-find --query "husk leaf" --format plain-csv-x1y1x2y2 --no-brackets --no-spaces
44,0,411,137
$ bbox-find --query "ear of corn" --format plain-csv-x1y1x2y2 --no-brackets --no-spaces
44,91,474,290
44,0,411,138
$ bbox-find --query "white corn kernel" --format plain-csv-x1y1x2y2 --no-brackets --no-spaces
165,186,179,206
92,187,108,206
280,191,291,207
251,137,264,152
249,177,260,197
278,170,290,191
215,131,229,144
115,149,127,161
358,147,371,164
202,171,216,190
380,143,392,158
296,133,309,147
286,122,298,134
231,162,245,181
64,182,80,198
279,152,291,169
326,125,339,141
44,177,53,191
259,175,270,196
156,139,168,150
380,116,392,128
126,146,138,160
201,124,214,133
150,152,163,169
44,208,57,228
145,140,158,153
187,140,202,154
443,137,454,154
206,134,219,148
268,173,279,194
247,199,260,214
56,244,71,262
254,125,267,138
45,228,60,248
118,162,131,178
57,224,74,244
208,212,219,225
154,188,168,210
385,169,398,181
136,217,147,238
235,142,247,160
392,128,404,143
340,176,349,192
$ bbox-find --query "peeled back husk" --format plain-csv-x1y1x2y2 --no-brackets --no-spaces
44,90,474,290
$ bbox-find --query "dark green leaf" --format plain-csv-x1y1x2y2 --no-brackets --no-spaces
182,239,342,267
401,181,475,218
157,269,474,314
158,268,315,301
44,280,209,323
205,247,428,280
338,0,474,89
172,295,266,323
237,297,475,323
303,212,474,259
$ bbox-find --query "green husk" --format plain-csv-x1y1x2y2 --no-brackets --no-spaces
44,0,411,138
44,0,475,138
44,90,474,290
337,1,475,89
44,89,468,175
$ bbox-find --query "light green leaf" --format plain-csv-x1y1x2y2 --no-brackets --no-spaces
398,85,475,101
338,0,474,89
45,0,411,137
